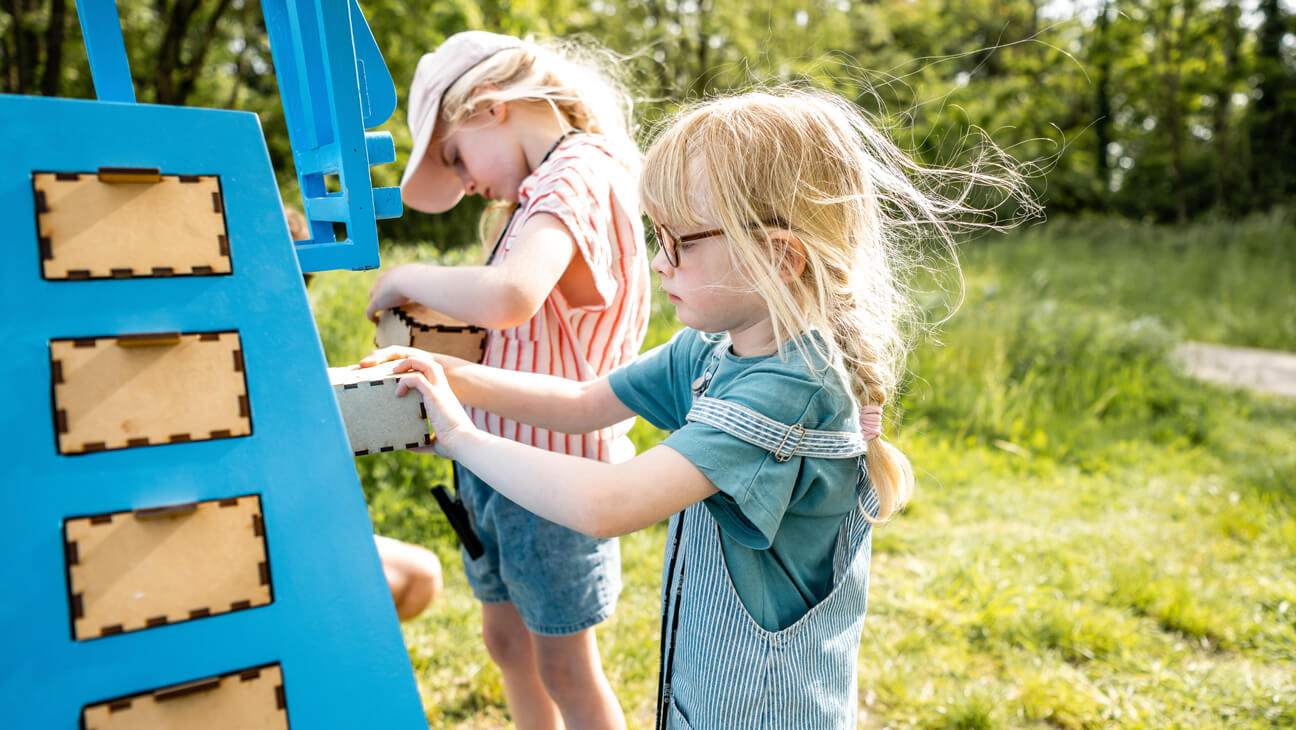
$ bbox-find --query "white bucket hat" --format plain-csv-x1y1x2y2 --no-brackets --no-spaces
400,31,524,213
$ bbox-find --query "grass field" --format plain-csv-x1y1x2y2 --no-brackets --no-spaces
308,212,1296,729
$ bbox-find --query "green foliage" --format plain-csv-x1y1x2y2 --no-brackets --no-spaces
8,0,1294,236
903,210,1296,473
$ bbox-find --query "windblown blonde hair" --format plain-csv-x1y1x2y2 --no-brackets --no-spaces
640,87,1035,521
438,37,639,246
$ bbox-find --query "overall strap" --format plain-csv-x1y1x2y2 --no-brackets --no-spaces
689,394,876,585
655,512,687,730
686,396,869,462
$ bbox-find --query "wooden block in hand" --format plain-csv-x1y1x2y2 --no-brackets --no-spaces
329,361,432,456
374,304,486,363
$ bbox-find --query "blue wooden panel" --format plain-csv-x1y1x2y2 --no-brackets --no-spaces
263,0,402,274
351,0,397,128
0,94,425,729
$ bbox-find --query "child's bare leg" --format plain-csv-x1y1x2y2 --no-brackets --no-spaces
482,602,563,730
533,628,626,730
375,535,443,622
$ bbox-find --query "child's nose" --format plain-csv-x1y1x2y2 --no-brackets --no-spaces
453,168,476,194
650,247,673,276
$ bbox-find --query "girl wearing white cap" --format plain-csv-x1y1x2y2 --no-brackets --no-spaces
364,31,650,730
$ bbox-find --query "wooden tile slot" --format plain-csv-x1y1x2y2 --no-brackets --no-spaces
33,171,231,280
65,495,272,640
50,331,251,455
81,663,288,730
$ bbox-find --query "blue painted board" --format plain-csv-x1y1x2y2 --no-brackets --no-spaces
0,94,425,729
262,0,402,273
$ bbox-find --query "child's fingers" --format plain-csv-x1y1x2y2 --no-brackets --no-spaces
395,365,449,399
402,359,447,391
365,278,388,323
359,346,415,367
394,372,431,399
394,364,472,458
390,356,438,377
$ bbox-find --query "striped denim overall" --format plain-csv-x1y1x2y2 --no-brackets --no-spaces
656,387,881,729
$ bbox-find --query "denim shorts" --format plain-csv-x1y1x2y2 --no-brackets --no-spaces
454,464,621,635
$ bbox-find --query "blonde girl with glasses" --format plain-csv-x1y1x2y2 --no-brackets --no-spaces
365,31,652,730
365,86,1031,728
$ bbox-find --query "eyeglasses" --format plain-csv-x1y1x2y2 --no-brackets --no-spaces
650,221,725,268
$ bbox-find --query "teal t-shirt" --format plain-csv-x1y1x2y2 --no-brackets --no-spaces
609,328,863,631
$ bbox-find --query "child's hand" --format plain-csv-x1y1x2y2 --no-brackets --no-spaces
366,264,423,323
392,358,475,459
358,345,430,369
359,346,472,378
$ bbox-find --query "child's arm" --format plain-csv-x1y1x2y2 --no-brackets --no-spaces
395,360,717,538
359,346,633,435
365,214,594,327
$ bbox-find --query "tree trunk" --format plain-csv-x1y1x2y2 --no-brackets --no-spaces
40,0,67,96
1,14,13,92
155,0,201,104
175,0,232,102
1094,0,1112,205
1250,0,1291,202
691,0,714,96
9,0,32,93
1212,1,1241,212
1157,0,1192,223
643,0,672,98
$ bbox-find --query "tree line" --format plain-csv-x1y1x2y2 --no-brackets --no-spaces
3,0,1293,246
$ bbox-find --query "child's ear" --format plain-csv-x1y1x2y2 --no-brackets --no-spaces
468,83,506,122
769,230,807,283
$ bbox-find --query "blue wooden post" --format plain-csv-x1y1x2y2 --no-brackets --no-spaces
74,0,135,103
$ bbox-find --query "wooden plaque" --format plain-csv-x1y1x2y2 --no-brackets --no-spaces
50,331,252,455
34,170,231,280
81,663,288,730
65,495,272,640
374,304,487,363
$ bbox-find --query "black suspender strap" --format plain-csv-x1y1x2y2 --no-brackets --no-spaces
483,128,583,265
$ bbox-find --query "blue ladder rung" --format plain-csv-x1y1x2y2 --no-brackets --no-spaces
366,132,396,166
374,187,401,219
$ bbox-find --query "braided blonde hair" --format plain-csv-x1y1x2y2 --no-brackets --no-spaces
640,87,1034,521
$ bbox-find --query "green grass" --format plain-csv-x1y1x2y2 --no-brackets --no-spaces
308,212,1296,729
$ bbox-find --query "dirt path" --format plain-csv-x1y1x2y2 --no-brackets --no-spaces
1172,342,1296,398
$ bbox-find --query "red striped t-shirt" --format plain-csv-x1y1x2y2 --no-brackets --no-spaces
470,134,651,463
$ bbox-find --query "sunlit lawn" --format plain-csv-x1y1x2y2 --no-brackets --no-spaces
310,212,1296,729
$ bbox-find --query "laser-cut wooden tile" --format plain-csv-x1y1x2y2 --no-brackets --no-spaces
81,663,287,730
34,172,231,280
50,331,251,455
65,495,272,640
